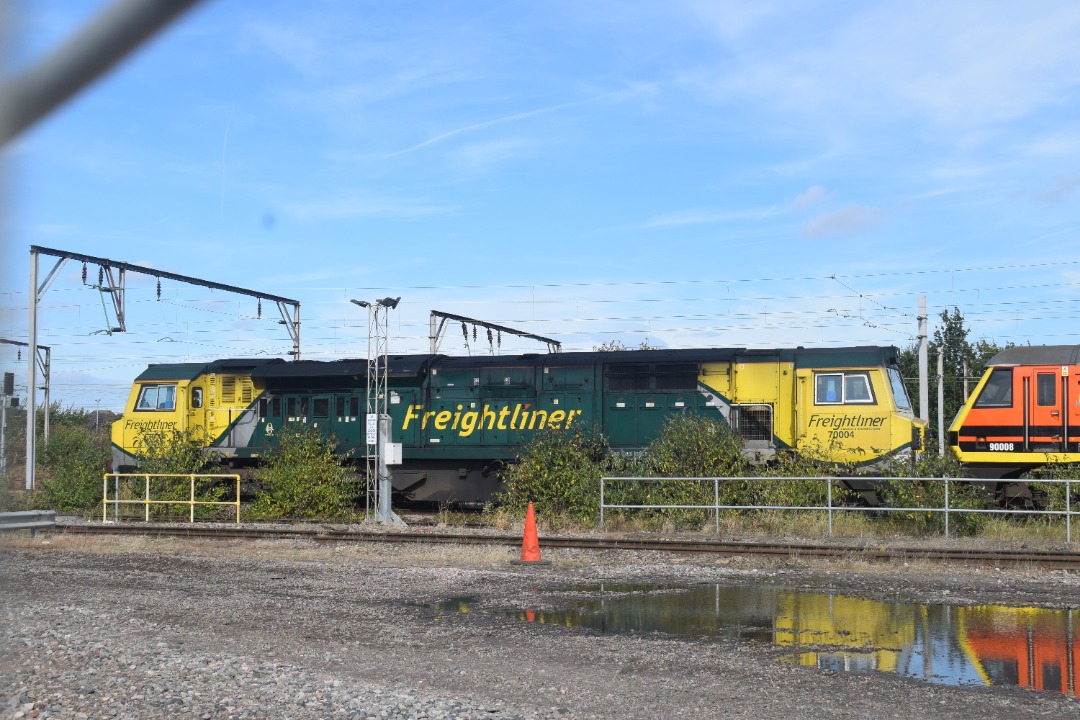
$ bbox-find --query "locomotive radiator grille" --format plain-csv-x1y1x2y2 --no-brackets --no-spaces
732,404,773,442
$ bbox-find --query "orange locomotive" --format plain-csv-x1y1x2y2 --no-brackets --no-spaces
948,346,1080,494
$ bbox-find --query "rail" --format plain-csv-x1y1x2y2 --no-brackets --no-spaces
102,473,241,523
0,509,56,535
599,476,1076,542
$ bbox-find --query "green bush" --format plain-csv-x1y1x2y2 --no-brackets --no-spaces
249,425,354,520
498,426,610,522
34,423,110,512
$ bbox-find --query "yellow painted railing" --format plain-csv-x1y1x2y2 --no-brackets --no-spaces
102,473,241,523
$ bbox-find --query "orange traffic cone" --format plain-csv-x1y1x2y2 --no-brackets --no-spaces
510,502,551,566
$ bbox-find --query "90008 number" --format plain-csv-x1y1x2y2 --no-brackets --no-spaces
988,442,1015,452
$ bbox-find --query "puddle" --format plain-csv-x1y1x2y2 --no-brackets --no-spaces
433,584,1079,696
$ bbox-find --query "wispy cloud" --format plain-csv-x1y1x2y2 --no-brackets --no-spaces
447,137,537,172
691,2,1080,132
638,206,782,229
803,205,886,238
792,185,827,210
1032,175,1080,204
282,193,451,220
382,86,647,158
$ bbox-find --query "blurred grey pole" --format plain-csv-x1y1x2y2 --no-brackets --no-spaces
0,0,204,145
25,249,35,490
918,295,928,423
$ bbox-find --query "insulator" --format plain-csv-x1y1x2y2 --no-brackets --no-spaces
498,331,502,349
156,277,161,299
487,328,493,345
17,349,21,361
461,322,468,339
81,262,87,283
472,325,477,341
258,299,262,318
98,266,104,284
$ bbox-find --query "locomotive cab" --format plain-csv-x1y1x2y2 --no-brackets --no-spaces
949,345,1080,480
111,359,275,472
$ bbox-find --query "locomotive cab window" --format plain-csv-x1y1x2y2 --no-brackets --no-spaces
887,366,913,412
190,387,203,409
136,384,176,411
973,368,1013,408
814,372,875,405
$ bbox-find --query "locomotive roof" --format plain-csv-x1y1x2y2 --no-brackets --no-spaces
135,358,282,382
237,345,902,383
988,345,1080,367
250,356,437,380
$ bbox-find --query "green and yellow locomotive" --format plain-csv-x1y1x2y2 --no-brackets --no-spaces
112,346,925,503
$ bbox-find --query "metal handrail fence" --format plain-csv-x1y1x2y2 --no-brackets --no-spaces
600,476,1075,542
103,473,241,523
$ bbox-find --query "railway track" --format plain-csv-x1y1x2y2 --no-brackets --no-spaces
55,522,1080,570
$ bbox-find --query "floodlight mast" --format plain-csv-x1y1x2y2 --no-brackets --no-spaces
350,297,403,525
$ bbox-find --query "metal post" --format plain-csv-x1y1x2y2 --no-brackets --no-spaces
918,295,929,425
144,475,150,522
26,250,38,491
1067,480,1071,543
827,477,833,537
0,396,6,478
42,346,51,444
600,478,605,531
937,352,945,456
189,474,195,523
944,477,950,539
714,477,719,534
377,413,393,523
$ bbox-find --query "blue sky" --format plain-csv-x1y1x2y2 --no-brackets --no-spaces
1,0,1079,411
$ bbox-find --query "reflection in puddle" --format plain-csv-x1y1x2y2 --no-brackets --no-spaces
435,584,1079,696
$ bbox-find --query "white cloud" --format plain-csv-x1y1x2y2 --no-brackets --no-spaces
792,185,827,210
803,205,886,238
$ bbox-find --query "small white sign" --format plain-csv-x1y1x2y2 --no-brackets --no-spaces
366,414,378,445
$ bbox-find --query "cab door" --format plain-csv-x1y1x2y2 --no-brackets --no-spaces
1028,366,1067,452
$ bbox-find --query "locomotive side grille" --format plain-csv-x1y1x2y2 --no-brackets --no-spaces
732,404,773,442
221,376,236,403
241,379,253,404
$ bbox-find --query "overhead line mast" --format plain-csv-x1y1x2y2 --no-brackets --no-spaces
24,245,301,492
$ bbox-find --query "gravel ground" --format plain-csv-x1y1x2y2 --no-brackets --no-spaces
2,526,1079,720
